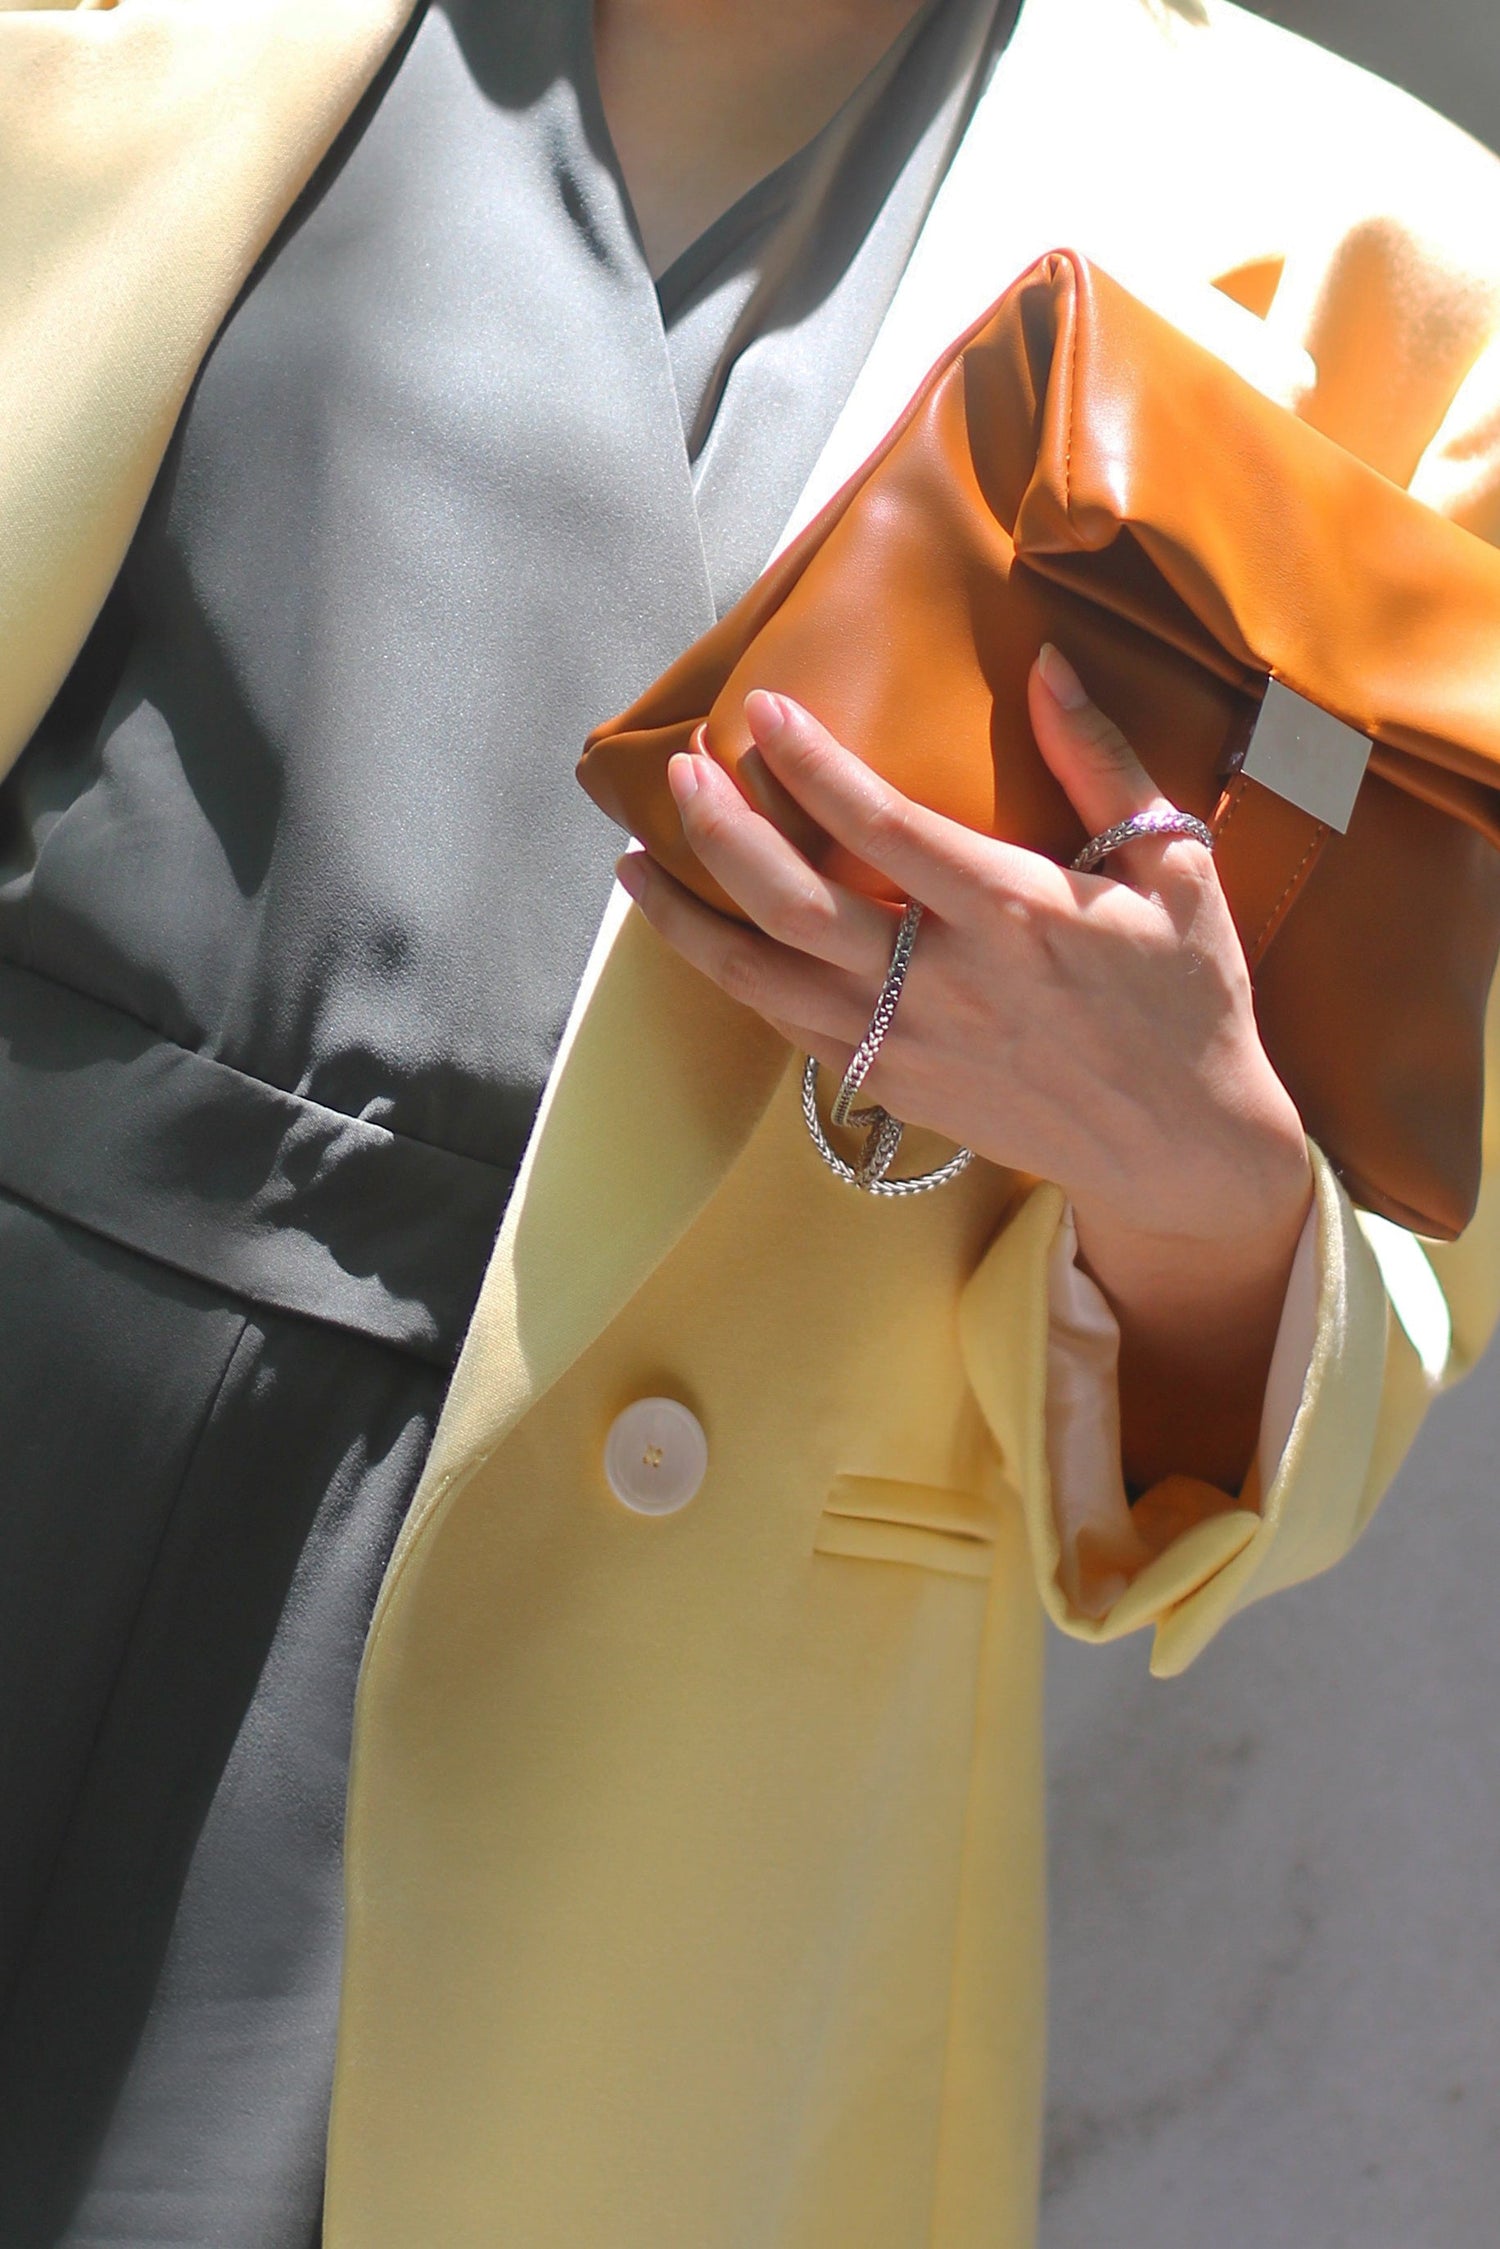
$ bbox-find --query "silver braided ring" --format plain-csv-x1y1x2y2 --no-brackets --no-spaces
831,900,924,1127
802,898,974,1198
801,1058,975,1197
1071,809,1215,874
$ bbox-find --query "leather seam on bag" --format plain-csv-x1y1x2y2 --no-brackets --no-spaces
1062,258,1082,518
1250,821,1328,963
1211,771,1248,843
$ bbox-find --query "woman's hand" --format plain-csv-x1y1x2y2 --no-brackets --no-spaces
615,647,1313,1493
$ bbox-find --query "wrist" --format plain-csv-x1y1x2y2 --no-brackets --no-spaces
1070,1085,1313,1310
1069,1119,1313,1497
1072,1151,1312,1318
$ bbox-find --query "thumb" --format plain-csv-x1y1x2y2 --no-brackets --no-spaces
1028,642,1167,838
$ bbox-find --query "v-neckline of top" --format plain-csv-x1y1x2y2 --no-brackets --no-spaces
573,0,952,300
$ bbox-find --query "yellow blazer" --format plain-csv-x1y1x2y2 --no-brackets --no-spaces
6,2,1500,2241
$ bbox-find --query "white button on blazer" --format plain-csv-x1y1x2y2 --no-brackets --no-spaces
603,1398,708,1515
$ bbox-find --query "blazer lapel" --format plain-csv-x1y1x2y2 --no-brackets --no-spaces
0,0,420,778
379,896,790,1592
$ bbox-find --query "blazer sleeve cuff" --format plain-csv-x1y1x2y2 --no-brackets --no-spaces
960,1144,1426,1676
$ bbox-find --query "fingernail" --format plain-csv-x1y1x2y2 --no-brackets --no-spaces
667,751,700,806
616,854,644,898
1038,642,1090,712
744,688,791,741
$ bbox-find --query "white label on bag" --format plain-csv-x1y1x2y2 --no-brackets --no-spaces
1241,679,1373,833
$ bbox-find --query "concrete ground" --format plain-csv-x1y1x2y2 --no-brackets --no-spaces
1246,0,1500,153
1043,1370,1500,2247
1042,9,1500,2244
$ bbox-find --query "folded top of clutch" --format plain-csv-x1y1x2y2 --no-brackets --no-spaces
579,250,1500,1236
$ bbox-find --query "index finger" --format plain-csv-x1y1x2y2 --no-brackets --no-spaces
740,689,996,919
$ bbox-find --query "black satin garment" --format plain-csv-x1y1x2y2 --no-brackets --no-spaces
0,0,1013,2240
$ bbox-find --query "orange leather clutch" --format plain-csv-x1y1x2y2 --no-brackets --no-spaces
579,250,1500,1239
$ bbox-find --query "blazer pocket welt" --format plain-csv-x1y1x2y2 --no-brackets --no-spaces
815,1473,998,1581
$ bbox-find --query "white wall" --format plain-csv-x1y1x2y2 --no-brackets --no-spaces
1042,12,1500,2243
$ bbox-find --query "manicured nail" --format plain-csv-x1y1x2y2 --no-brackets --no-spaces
1038,642,1090,712
744,688,791,741
667,751,700,806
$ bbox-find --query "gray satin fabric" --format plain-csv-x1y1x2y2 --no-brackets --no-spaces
0,960,508,1364
0,0,1014,2240
0,1191,446,2249
0,0,711,1172
654,0,1006,613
